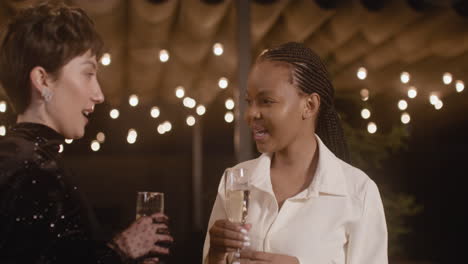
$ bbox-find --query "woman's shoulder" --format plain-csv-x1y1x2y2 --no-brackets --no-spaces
337,159,380,200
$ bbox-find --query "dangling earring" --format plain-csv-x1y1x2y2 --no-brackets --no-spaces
41,88,53,102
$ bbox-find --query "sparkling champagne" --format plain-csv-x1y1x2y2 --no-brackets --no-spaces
226,189,250,224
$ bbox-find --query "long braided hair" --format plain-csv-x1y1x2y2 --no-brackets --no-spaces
258,42,350,162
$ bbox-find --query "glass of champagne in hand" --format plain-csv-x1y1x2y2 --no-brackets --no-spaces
136,192,164,219
224,168,250,264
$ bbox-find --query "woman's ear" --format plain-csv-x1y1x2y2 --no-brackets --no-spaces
30,66,54,101
302,93,320,120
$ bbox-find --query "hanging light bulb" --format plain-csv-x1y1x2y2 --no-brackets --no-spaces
225,98,235,110
360,89,369,101
213,43,224,56
398,100,408,111
408,87,417,99
443,72,452,85
58,144,64,153
157,124,166,135
186,116,196,126
401,112,411,124
361,109,371,119
162,121,172,133
196,105,206,116
100,53,111,66
129,95,139,107
150,106,160,118
159,49,169,62
218,77,228,89
0,125,6,136
96,132,105,143
91,140,100,151
224,112,234,123
357,67,367,80
367,122,377,134
0,101,6,113
429,94,439,105
435,100,443,110
110,109,120,119
127,129,137,144
456,80,464,92
400,72,410,84
65,139,73,144
175,86,185,98
183,97,196,108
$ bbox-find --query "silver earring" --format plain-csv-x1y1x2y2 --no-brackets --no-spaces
41,88,53,102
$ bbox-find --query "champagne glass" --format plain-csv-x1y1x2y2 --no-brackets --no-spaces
136,191,164,219
224,168,250,264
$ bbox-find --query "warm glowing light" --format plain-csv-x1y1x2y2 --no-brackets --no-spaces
175,86,185,98
196,105,206,116
400,72,410,84
157,124,165,135
127,129,137,144
398,100,408,111
0,125,5,136
360,89,369,101
367,122,377,134
435,100,443,110
59,144,64,153
429,95,439,105
357,67,367,80
162,121,172,133
408,87,417,99
65,139,73,144
110,109,120,119
96,132,105,143
0,101,6,113
213,43,224,56
91,140,100,151
151,107,160,118
361,109,371,119
129,95,139,107
456,80,464,92
186,116,196,126
224,112,234,123
218,77,228,89
443,72,452,85
225,98,235,110
401,112,411,124
100,53,111,66
159,49,169,62
183,97,196,108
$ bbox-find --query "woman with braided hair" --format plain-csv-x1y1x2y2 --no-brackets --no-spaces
203,42,388,264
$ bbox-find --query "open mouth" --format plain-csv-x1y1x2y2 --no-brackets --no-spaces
82,109,93,121
252,124,269,141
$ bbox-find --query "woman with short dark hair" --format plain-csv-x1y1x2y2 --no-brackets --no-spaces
0,3,172,264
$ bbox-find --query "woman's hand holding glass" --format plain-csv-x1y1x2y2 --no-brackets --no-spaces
208,220,252,264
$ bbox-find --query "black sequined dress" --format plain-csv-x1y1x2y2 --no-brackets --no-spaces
0,123,123,264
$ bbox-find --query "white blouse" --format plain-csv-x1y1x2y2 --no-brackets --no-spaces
203,136,388,264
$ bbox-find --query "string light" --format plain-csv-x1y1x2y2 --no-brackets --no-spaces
224,112,234,123
183,97,196,108
110,109,120,119
129,95,139,107
456,80,464,92
360,89,369,101
218,77,228,89
127,129,137,144
225,98,235,110
357,67,367,80
100,53,111,66
175,86,185,98
0,125,6,136
65,139,73,144
186,116,196,126
151,107,160,118
361,109,371,119
0,101,6,113
196,105,206,116
91,140,100,151
401,112,411,124
162,121,172,133
408,87,417,99
429,94,439,105
367,122,377,134
400,72,410,84
96,132,105,143
443,72,452,85
159,49,169,63
157,124,165,135
213,43,224,56
59,144,64,153
435,100,443,110
398,100,408,111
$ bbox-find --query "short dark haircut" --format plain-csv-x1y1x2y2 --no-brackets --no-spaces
0,2,104,114
258,42,350,162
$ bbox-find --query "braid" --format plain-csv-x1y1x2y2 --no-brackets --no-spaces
259,42,350,162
